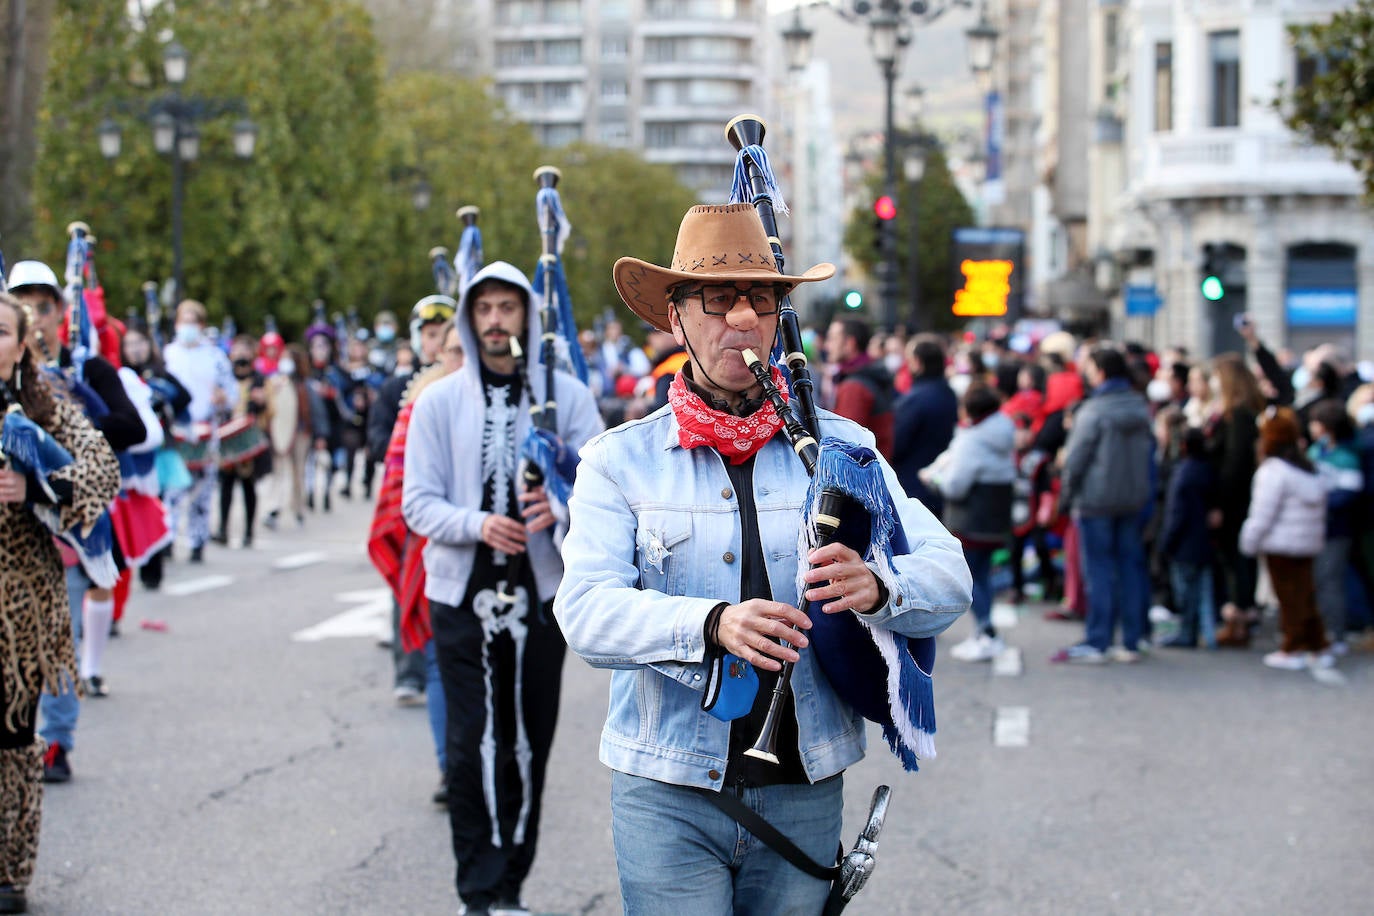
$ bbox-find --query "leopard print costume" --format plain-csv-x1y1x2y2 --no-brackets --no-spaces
1,394,118,896
0,738,43,890
1,395,121,733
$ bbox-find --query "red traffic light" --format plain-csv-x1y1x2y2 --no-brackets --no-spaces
873,195,897,220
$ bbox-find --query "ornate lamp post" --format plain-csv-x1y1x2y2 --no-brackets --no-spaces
784,1,996,331
98,41,257,304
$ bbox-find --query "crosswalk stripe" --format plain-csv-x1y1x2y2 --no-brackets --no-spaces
163,575,234,597
273,550,329,571
992,646,1023,677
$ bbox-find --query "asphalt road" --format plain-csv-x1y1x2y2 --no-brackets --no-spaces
29,491,1374,915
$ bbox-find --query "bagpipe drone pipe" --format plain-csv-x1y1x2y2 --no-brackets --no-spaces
495,167,588,609
713,115,937,773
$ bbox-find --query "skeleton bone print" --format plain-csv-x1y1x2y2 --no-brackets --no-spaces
472,377,535,847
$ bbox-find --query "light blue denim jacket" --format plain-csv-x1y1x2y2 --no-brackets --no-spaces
554,405,970,790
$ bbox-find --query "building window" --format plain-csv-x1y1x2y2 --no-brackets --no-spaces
546,82,575,107
1294,47,1332,89
1154,41,1172,132
602,35,628,61
546,0,580,24
599,122,630,145
645,123,680,148
1103,11,1120,79
600,78,628,103
601,0,629,19
544,123,583,147
1209,30,1240,128
545,39,581,65
496,41,537,67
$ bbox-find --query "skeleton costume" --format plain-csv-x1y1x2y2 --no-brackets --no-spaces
402,261,602,912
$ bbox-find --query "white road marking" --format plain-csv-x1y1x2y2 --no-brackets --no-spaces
992,646,1023,677
292,588,392,643
163,575,235,597
993,706,1030,747
991,602,1019,629
273,550,329,571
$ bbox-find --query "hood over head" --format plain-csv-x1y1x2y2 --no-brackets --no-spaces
454,260,538,382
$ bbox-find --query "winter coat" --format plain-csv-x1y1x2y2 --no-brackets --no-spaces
891,375,959,515
1062,379,1154,517
833,355,895,459
927,412,1016,543
1239,457,1327,558
1308,439,1363,539
1159,456,1215,565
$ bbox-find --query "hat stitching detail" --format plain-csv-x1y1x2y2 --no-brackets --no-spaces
712,253,728,266
739,252,754,264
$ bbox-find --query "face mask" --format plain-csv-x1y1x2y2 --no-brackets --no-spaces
368,349,387,369
1146,378,1173,403
984,353,1000,370
277,358,296,376
174,324,200,345
375,326,396,343
884,353,903,374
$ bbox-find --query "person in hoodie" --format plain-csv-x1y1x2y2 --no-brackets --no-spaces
922,383,1016,661
1239,407,1331,670
402,261,603,916
1158,427,1218,649
1051,345,1155,665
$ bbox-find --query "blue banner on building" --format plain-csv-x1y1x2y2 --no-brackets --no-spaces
985,92,1003,183
1286,288,1357,327
1124,284,1162,317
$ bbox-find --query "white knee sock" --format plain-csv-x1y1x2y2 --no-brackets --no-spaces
81,596,115,679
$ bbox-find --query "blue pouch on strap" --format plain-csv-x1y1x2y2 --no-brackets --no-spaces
701,650,759,722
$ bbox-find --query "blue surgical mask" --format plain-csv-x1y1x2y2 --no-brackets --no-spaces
375,325,396,343
174,324,200,345
277,358,296,377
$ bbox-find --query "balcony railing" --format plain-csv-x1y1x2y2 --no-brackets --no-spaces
1138,129,1361,198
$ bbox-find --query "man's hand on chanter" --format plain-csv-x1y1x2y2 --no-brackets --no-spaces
803,542,881,614
715,600,811,672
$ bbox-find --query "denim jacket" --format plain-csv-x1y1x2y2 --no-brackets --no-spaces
554,405,970,791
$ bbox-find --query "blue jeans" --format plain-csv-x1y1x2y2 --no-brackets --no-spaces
39,565,90,751
611,771,842,915
1078,514,1147,651
963,544,995,632
1169,561,1216,648
424,640,446,772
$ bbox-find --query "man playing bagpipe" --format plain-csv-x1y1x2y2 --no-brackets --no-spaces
554,203,971,914
402,260,602,915
6,259,150,784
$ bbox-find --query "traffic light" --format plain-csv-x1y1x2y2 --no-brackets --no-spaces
844,289,864,310
873,195,897,221
1201,243,1225,301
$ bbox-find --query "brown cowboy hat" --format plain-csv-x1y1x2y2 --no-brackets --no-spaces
613,203,835,332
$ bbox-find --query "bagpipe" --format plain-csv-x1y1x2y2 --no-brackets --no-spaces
455,204,484,298
495,167,586,610
0,399,119,588
709,114,939,912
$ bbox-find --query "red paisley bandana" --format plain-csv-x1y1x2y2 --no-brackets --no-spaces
668,367,787,465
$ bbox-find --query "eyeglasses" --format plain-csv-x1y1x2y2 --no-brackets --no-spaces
672,283,781,317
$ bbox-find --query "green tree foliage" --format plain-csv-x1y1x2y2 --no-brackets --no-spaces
33,0,698,341
1280,1,1374,196
842,143,974,332
34,0,384,337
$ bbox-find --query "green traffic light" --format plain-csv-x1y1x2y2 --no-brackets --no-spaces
1201,275,1224,301
844,290,863,309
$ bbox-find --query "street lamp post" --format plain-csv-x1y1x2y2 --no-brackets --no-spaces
783,0,996,331
98,41,257,305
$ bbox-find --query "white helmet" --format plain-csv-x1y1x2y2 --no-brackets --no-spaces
6,260,63,301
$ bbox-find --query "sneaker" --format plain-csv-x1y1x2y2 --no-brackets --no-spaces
950,633,1004,662
1307,651,1336,670
1148,605,1175,624
43,743,71,783
1262,651,1307,671
432,776,449,806
84,675,109,697
263,510,279,532
211,529,229,546
189,546,204,564
1329,640,1350,657
1049,643,1107,664
1110,647,1141,664
491,900,531,916
457,907,491,916
393,684,424,707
